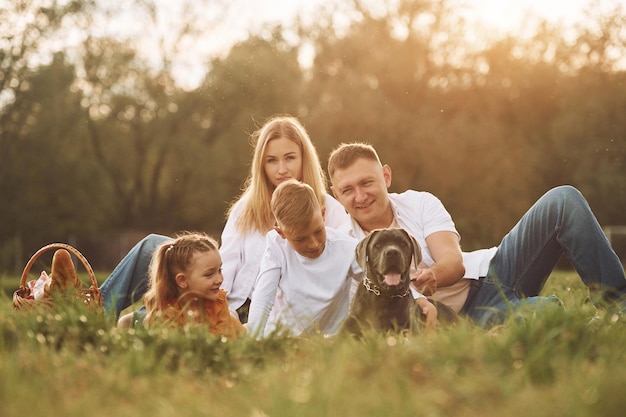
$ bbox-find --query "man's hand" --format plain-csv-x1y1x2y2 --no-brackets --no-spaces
411,268,437,296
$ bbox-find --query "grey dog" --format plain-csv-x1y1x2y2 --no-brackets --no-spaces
342,228,458,336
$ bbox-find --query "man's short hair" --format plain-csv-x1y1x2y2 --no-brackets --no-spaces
327,142,382,179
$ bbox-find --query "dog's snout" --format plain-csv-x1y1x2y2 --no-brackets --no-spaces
384,247,401,259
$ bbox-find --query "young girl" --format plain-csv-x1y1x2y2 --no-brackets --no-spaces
139,232,245,340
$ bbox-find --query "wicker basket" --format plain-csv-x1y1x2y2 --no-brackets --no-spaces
13,243,103,310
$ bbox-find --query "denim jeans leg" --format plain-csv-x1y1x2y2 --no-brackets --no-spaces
467,283,563,328
464,280,514,328
488,185,626,307
100,234,172,318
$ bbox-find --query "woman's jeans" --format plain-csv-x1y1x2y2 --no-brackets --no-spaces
464,186,626,327
100,234,172,318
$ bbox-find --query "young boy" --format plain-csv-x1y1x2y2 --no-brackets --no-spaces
246,179,436,338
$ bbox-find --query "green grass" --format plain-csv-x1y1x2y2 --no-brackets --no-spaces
1,271,625,417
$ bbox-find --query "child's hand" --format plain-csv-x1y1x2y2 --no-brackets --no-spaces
416,297,438,330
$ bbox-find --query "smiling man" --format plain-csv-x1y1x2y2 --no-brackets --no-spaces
328,142,626,327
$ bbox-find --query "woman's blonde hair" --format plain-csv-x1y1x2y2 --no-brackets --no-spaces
144,232,219,325
229,114,328,234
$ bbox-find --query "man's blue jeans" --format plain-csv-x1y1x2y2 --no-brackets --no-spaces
100,234,172,318
464,186,626,327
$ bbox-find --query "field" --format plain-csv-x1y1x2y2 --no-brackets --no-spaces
1,271,625,417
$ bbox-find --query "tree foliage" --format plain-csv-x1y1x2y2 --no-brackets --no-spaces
1,0,625,271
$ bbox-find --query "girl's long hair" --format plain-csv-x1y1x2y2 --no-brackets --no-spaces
228,114,328,234
144,232,219,325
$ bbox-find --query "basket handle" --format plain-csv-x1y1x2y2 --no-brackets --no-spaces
19,243,98,290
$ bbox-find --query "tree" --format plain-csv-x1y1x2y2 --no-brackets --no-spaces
303,0,626,248
303,0,534,246
1,0,95,152
541,3,626,225
0,1,97,270
74,0,234,233
195,32,307,234
0,53,106,267
79,28,307,235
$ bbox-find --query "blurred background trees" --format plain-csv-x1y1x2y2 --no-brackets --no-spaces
1,0,625,271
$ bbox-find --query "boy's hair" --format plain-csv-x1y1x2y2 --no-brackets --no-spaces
144,231,219,324
327,142,382,179
229,114,328,234
271,179,321,232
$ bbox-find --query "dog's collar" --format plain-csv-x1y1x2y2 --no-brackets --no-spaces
362,262,411,298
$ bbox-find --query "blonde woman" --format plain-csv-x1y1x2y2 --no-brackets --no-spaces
220,115,349,321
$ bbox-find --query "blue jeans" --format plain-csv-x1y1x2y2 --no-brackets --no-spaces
100,234,172,318
464,186,626,328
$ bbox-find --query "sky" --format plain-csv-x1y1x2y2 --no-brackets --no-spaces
458,0,618,30
211,0,625,63
241,0,623,35
116,0,626,89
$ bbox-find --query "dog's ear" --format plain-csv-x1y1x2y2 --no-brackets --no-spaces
405,230,422,266
355,231,375,270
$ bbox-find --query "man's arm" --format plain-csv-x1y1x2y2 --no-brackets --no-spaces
411,231,465,295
